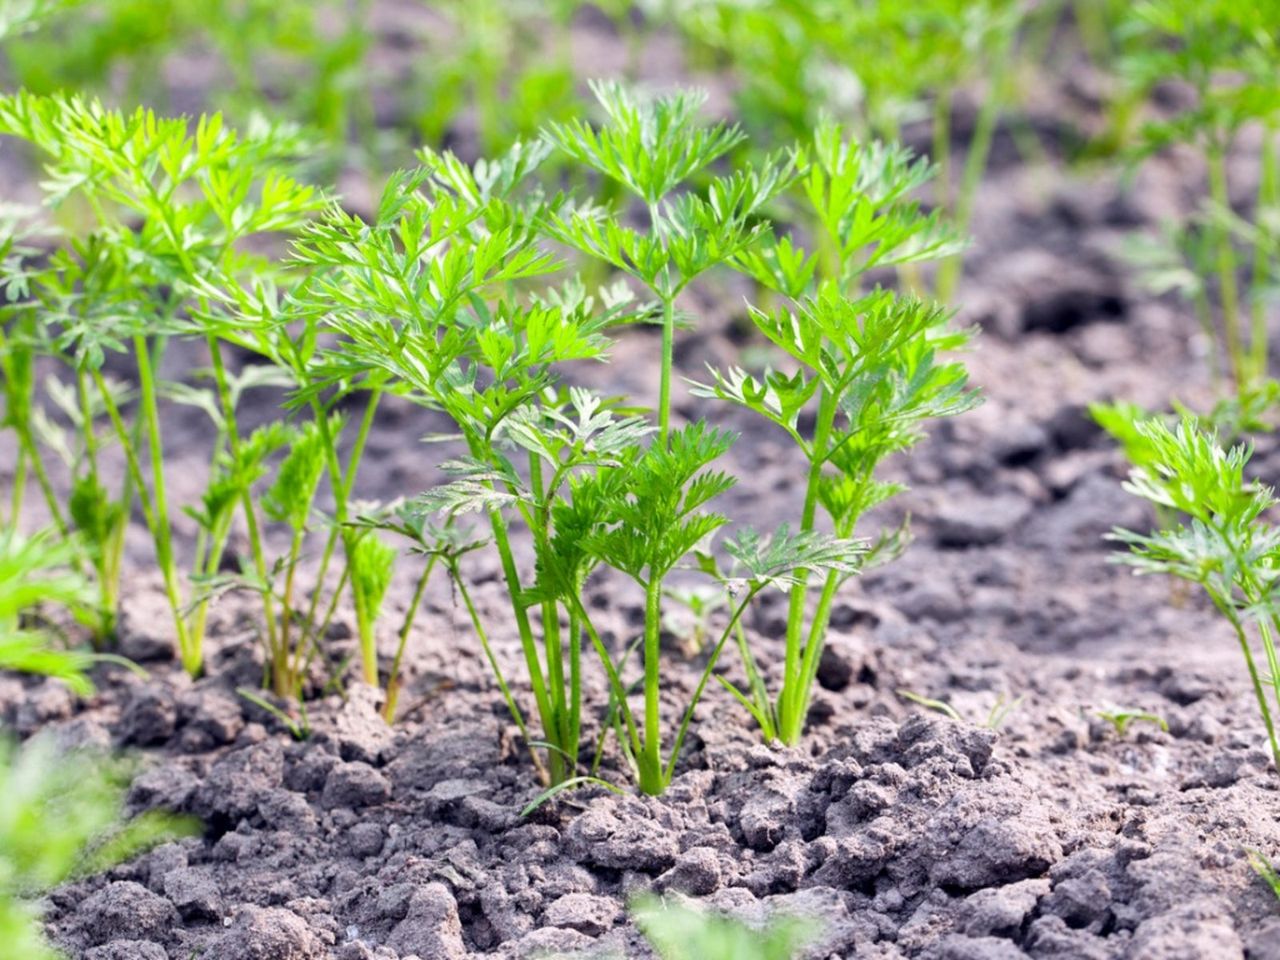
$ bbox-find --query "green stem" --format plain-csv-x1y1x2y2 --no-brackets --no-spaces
93,358,193,672
1249,129,1276,385
0,323,69,537
487,502,561,785
1213,594,1280,770
383,555,437,723
276,527,307,697
778,385,838,742
1208,137,1244,395
302,388,382,638
640,575,664,794
936,32,1014,303
206,334,280,656
8,447,25,528
528,452,573,771
658,293,676,448
789,568,843,744
664,587,764,787
450,561,546,781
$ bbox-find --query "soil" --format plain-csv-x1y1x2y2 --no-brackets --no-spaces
5,8,1280,960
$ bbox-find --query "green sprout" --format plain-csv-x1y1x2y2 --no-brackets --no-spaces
1247,848,1280,904
0,92,322,673
1095,706,1169,737
632,895,818,960
1109,415,1280,771
896,689,1022,730
698,123,977,747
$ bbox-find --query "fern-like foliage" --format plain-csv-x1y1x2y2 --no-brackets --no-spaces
1110,414,1280,770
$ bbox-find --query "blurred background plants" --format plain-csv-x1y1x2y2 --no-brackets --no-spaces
0,736,195,959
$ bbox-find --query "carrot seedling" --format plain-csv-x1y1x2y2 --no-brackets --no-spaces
1110,415,1280,771
1095,706,1169,737
897,689,1022,731
1248,848,1280,904
698,123,977,746
289,142,609,784
0,92,322,675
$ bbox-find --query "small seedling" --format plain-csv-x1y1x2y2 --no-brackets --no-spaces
632,895,818,960
662,583,729,654
1109,415,1280,771
699,123,976,747
0,92,322,674
1095,706,1169,737
1247,848,1280,903
897,688,1022,730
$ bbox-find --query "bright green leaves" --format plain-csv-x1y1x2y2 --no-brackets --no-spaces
0,94,331,679
697,290,977,536
543,79,792,297
1117,416,1260,524
685,118,978,747
350,533,397,686
716,525,866,593
0,77,980,799
738,125,960,299
581,423,737,584
543,79,797,449
668,0,1021,299
0,93,321,309
262,417,336,533
1109,413,1280,769
545,80,745,206
801,126,958,283
292,142,584,430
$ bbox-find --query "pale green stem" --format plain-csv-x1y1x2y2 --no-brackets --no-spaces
1208,137,1244,395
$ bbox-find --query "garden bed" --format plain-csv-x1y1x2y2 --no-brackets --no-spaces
3,133,1276,960
5,8,1280,960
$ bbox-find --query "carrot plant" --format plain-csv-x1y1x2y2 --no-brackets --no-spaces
1109,413,1280,771
696,124,978,745
287,142,599,782
0,525,112,693
290,86,866,794
670,0,1027,299
0,93,327,679
1108,1,1280,433
540,83,871,790
543,80,796,446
